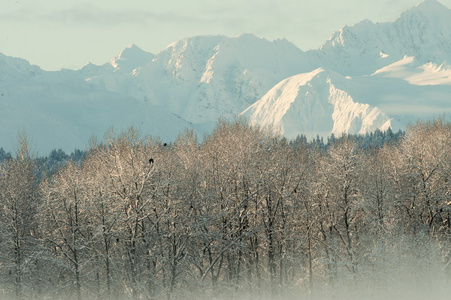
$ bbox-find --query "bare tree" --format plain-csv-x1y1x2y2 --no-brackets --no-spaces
99,127,160,299
40,161,90,300
0,134,40,300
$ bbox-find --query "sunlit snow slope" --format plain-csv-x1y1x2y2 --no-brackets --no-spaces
241,69,398,139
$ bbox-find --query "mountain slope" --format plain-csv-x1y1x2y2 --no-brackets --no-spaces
372,56,451,85
241,69,398,139
0,62,196,154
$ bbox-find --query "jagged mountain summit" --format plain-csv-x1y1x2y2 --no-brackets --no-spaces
83,34,311,123
311,0,451,75
109,43,155,71
0,0,450,153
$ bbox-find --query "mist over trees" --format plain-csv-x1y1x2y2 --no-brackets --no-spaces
0,120,449,300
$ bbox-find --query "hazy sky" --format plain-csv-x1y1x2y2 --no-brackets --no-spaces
1,0,450,70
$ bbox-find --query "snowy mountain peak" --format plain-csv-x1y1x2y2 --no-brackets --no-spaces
0,52,43,82
234,33,262,40
397,0,451,24
312,0,451,75
109,44,154,71
138,34,310,123
410,0,449,14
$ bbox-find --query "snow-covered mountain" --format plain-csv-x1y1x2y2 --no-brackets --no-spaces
83,34,311,123
243,0,451,138
242,64,451,138
241,68,398,139
0,54,199,154
1,0,450,153
310,0,451,75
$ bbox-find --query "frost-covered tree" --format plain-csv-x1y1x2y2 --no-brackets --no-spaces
40,160,91,300
313,137,363,292
0,135,40,300
97,127,160,299
81,150,123,299
200,119,263,293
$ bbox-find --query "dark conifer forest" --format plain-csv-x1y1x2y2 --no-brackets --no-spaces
0,119,450,300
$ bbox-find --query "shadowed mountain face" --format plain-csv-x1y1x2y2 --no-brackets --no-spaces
1,1,450,153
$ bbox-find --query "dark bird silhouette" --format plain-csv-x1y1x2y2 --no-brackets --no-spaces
149,158,154,164
163,143,167,147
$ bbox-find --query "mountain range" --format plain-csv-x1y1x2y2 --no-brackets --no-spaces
1,0,450,153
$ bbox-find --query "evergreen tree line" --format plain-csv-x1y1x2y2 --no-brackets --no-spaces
0,127,404,168
0,120,449,300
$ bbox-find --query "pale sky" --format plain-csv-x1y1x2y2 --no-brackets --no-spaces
1,0,450,71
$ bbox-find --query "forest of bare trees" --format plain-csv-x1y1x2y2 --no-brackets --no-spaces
0,119,450,300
